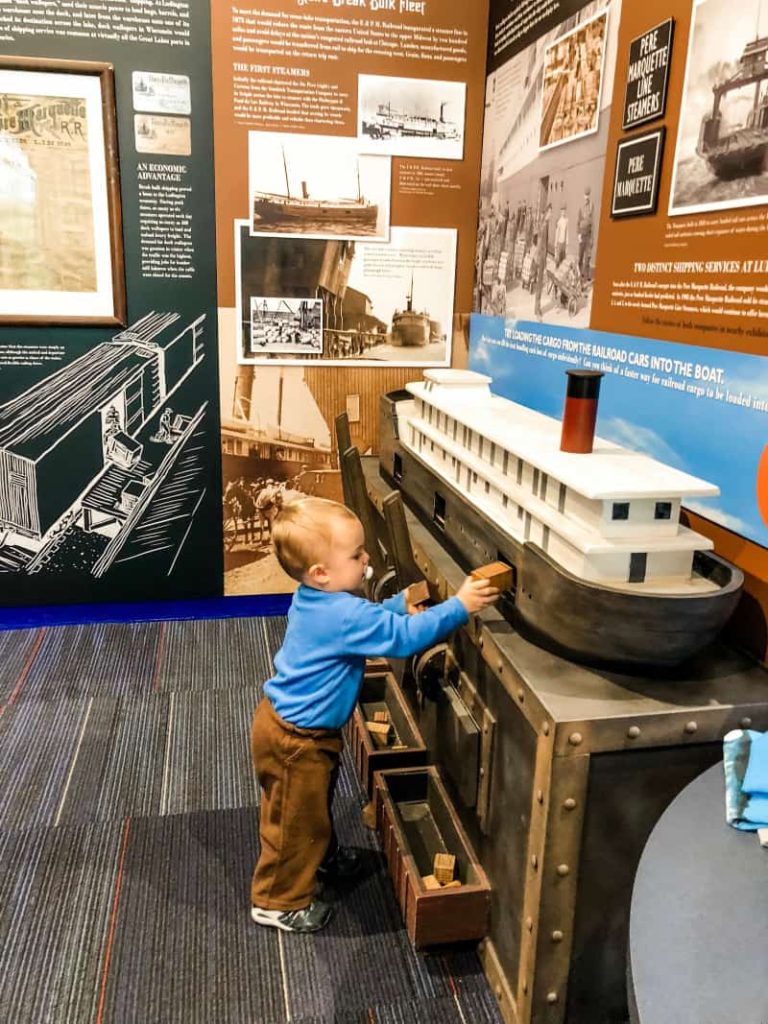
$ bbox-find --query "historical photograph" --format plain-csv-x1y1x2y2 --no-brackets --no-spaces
357,74,466,160
219,317,343,593
134,114,191,156
235,221,455,366
243,297,323,359
476,0,620,328
669,0,768,216
248,131,391,242
132,71,191,115
0,59,125,324
539,8,608,151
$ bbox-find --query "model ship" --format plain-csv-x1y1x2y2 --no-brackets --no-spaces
698,31,768,178
379,368,743,668
252,146,378,234
362,101,460,141
391,275,431,347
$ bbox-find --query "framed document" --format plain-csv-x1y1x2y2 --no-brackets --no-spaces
0,57,126,325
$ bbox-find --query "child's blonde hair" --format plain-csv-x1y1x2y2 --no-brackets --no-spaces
272,497,359,581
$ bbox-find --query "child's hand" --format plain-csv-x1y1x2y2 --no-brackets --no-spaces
456,576,499,614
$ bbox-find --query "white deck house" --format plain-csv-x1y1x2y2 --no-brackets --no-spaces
400,369,720,594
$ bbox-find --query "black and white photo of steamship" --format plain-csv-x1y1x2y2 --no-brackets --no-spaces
357,74,466,161
249,130,391,241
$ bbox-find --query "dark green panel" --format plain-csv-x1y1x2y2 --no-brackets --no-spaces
0,2,222,604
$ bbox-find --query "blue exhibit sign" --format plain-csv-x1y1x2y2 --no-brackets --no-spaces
469,314,768,549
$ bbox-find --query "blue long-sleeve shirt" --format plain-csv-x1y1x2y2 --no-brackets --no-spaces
264,585,468,729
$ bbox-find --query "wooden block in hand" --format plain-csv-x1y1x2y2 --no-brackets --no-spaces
758,827,768,849
422,874,442,891
471,561,513,592
433,852,456,884
406,579,431,607
373,709,390,724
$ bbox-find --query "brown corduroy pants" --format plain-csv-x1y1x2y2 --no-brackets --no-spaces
250,697,343,911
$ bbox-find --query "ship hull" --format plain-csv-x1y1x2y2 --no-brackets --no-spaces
378,393,743,670
698,127,768,179
253,197,377,233
391,313,430,347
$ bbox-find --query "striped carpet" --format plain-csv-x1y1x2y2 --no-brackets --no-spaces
0,618,504,1024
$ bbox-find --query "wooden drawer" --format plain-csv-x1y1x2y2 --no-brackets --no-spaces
345,671,428,797
373,766,491,948
364,657,391,676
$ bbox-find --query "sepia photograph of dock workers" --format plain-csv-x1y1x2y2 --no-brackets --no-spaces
475,0,620,329
357,74,466,161
243,297,323,359
539,8,608,151
248,130,391,242
669,0,768,216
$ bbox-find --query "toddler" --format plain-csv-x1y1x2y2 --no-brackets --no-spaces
250,496,497,932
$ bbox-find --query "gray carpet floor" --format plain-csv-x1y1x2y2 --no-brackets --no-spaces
0,618,504,1024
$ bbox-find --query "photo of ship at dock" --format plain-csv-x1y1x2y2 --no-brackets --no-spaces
390,274,439,349
670,0,768,214
248,131,391,241
357,74,466,160
235,222,456,367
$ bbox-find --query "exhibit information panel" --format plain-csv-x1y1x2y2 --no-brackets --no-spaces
0,0,222,605
212,0,490,596
473,0,768,661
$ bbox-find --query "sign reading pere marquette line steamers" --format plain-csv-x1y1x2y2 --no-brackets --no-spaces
622,17,674,130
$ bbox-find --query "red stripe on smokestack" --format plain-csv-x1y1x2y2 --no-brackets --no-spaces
560,370,603,454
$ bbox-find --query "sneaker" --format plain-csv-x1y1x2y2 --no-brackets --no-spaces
316,846,363,882
251,899,333,933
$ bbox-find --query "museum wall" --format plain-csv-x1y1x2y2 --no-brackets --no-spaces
473,0,768,661
0,0,489,608
0,0,223,605
2,0,766,659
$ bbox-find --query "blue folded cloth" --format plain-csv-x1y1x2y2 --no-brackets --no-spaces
723,729,768,830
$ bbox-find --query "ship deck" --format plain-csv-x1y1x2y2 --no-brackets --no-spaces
405,416,713,556
406,383,719,500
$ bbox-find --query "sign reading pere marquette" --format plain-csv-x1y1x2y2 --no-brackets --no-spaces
612,127,665,218
622,18,674,131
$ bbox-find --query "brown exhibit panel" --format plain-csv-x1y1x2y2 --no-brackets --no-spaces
344,670,428,797
213,0,492,595
363,456,768,1024
591,0,768,357
373,765,492,949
